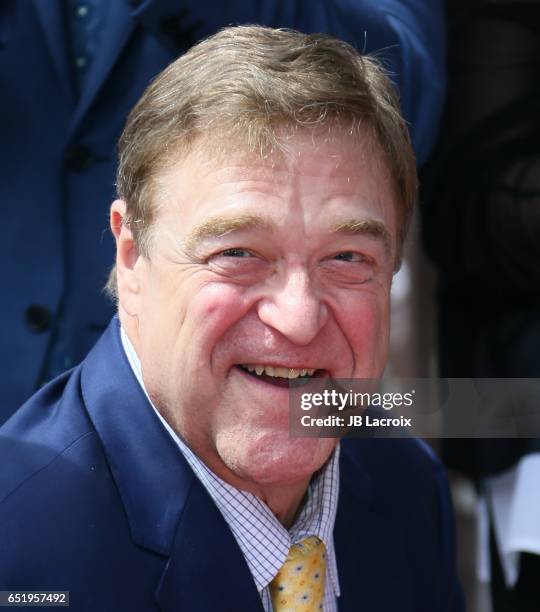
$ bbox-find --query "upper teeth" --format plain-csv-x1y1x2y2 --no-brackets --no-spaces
242,365,316,378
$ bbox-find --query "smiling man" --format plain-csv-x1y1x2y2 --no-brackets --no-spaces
0,26,462,611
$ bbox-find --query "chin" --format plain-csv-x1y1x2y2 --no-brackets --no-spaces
216,430,337,487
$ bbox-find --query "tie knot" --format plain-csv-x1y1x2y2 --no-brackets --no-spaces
269,536,326,611
288,536,325,561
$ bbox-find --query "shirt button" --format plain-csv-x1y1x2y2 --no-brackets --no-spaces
25,305,51,333
75,56,87,69
77,5,89,17
64,144,95,172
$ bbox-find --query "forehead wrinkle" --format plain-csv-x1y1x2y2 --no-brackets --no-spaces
183,214,277,252
331,217,392,258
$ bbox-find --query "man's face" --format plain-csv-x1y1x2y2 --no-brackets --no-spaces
116,128,397,490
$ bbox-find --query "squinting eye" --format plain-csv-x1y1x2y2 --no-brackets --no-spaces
334,251,365,263
219,248,252,257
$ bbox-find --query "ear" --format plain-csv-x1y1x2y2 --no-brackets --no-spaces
110,199,141,316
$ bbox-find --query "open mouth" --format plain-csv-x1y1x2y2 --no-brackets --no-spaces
235,364,327,387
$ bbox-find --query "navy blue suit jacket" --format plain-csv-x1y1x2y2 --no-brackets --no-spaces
0,320,464,611
0,0,445,422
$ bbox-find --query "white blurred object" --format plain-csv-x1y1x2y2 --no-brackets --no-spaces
391,259,411,305
477,453,540,588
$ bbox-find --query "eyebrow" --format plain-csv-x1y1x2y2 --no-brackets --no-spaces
330,218,392,256
184,213,392,256
184,214,276,252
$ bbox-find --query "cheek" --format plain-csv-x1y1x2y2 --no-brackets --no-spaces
196,283,246,320
339,293,391,369
344,294,388,339
144,272,250,340
138,279,251,382
187,282,253,345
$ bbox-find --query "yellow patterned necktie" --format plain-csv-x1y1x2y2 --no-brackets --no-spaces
269,536,326,611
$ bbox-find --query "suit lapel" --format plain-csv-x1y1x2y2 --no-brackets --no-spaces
82,318,198,554
156,482,265,612
70,1,134,132
33,0,75,104
335,442,414,611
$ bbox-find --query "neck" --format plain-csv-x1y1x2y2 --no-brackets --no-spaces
198,450,312,528
119,308,139,350
256,482,310,528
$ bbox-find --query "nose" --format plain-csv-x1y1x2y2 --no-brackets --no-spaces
256,270,329,346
